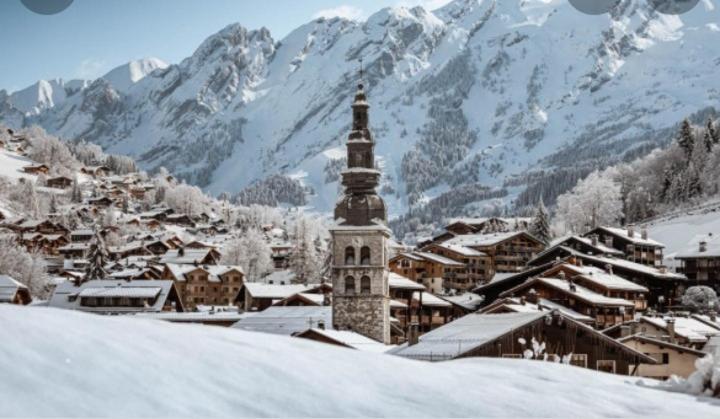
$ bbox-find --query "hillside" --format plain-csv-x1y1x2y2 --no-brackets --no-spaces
1,305,717,417
1,0,719,224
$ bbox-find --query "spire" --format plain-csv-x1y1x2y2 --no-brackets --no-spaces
333,57,387,226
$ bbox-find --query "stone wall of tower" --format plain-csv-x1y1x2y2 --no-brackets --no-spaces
331,229,391,344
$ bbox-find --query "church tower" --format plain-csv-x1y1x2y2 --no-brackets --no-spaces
330,72,391,344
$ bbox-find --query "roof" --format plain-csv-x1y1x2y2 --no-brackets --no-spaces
243,283,311,299
412,251,464,266
430,242,486,257
676,234,720,259
440,293,484,311
640,316,720,343
480,297,594,323
618,334,707,357
0,275,28,302
444,231,530,248
300,328,389,353
552,235,625,256
389,312,546,360
536,278,635,307
388,273,425,291
413,291,452,308
232,306,332,336
593,226,664,248
159,248,217,264
164,263,243,283
48,280,178,313
560,265,649,292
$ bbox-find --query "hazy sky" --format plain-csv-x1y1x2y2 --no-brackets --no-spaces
0,0,451,92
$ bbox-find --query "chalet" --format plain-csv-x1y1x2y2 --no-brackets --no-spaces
58,242,91,259
424,242,494,289
499,273,636,328
80,166,110,177
270,241,292,269
549,235,625,258
165,214,196,227
0,275,32,305
619,334,706,379
22,164,49,175
159,247,221,265
88,197,114,207
23,233,69,255
388,273,427,343
48,280,184,314
235,283,314,312
389,311,656,375
162,263,244,309
435,231,545,273
473,261,562,308
46,176,73,189
295,328,388,352
675,233,720,291
584,226,664,266
444,217,532,235
109,268,160,281
389,251,465,294
11,219,69,235
232,306,332,335
107,241,153,260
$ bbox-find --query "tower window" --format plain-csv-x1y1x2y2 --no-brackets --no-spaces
345,276,356,294
345,247,355,265
360,276,371,294
360,246,371,265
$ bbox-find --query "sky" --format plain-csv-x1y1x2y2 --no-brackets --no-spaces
0,0,452,92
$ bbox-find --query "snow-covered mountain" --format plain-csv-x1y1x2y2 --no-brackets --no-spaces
1,0,719,224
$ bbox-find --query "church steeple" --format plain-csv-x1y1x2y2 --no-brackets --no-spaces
334,62,387,226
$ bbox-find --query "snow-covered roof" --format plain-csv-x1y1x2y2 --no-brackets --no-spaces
302,328,389,353
552,235,624,256
595,226,664,248
641,316,720,343
431,242,486,257
412,291,452,308
439,292,484,311
675,234,720,259
412,251,464,266
390,312,546,360
444,231,528,248
261,270,296,285
388,272,425,291
0,275,27,302
538,278,634,307
159,248,216,264
78,286,161,299
232,306,332,336
563,265,649,292
243,283,311,299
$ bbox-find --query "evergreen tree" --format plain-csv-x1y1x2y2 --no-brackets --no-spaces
84,230,109,284
71,176,82,203
678,119,695,158
703,128,714,152
708,118,719,145
529,199,551,245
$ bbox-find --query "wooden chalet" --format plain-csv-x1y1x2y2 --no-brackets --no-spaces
46,176,73,189
387,273,455,343
389,311,656,375
444,217,532,235
159,247,221,265
107,241,153,260
584,226,664,267
22,164,49,175
675,234,720,291
389,251,465,294
423,242,494,289
22,233,69,255
80,166,110,177
603,315,720,350
162,264,245,309
0,275,32,305
619,334,707,379
235,283,328,312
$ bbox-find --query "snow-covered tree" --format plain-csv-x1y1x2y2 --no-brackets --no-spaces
556,170,623,233
84,231,109,283
289,216,327,284
678,119,696,158
681,286,719,313
0,236,49,298
529,199,551,245
670,352,720,398
221,228,273,282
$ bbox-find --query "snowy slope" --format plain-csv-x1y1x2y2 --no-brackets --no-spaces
100,58,168,93
644,200,720,256
2,0,720,221
0,148,38,181
0,305,717,417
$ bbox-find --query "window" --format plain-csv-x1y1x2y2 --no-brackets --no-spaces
345,247,355,265
361,276,371,294
570,354,588,368
345,276,356,294
360,246,371,265
596,360,616,374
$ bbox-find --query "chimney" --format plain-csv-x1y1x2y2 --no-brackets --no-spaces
620,325,631,338
641,228,648,240
700,241,708,253
591,234,599,247
667,318,676,344
408,321,419,346
527,288,538,304
627,225,635,238
558,271,566,280
605,236,613,248
317,320,325,330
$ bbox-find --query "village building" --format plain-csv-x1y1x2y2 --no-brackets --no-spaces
162,264,244,309
329,77,391,345
389,311,655,375
232,306,332,335
584,226,664,266
22,164,49,175
619,334,706,379
235,283,329,312
295,328,390,352
423,242,494,289
0,275,32,305
603,315,720,350
479,296,595,324
389,251,465,294
159,247,221,265
48,280,184,314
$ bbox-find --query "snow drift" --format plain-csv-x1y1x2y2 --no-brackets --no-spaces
0,305,718,417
